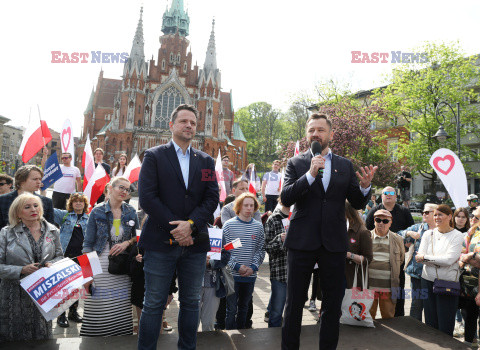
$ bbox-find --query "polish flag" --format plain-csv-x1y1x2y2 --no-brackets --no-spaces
84,164,110,208
224,238,242,251
18,120,52,163
123,154,142,183
136,229,141,242
215,151,227,202
76,252,102,279
248,164,256,195
82,134,95,190
278,167,285,192
294,140,300,156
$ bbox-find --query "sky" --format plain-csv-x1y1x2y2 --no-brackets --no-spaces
1,0,479,138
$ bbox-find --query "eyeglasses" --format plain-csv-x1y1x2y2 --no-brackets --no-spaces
375,218,391,224
61,157,71,160
422,211,431,215
116,185,132,193
383,191,396,196
470,199,478,203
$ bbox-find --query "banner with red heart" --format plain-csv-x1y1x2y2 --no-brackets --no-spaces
60,119,75,159
429,148,468,209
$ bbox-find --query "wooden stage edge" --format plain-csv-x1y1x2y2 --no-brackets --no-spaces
4,317,471,349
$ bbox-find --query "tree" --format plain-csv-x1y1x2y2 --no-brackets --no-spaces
373,41,480,190
278,96,400,188
235,102,286,172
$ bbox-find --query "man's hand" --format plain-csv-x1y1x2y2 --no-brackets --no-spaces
242,267,254,277
461,252,475,263
238,265,248,275
407,231,421,240
281,233,286,242
206,255,211,267
356,165,378,189
476,292,480,307
170,220,193,246
309,155,325,178
415,254,424,263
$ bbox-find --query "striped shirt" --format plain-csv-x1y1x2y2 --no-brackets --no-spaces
369,230,391,290
223,216,265,282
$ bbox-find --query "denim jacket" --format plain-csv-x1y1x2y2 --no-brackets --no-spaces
82,201,139,255
398,222,430,279
54,209,89,252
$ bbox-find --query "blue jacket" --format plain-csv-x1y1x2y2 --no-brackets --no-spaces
82,201,139,255
398,222,431,279
54,209,89,252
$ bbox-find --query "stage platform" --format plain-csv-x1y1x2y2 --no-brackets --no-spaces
4,317,470,349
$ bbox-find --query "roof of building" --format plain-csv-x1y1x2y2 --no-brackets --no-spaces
221,91,232,116
233,122,246,142
96,120,113,136
224,134,235,147
96,79,122,108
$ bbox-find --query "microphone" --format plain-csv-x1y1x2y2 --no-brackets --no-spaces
164,231,210,246
311,141,324,178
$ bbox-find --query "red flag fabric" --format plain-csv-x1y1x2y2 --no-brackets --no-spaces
76,252,102,278
84,164,110,209
18,120,52,163
82,134,95,190
123,154,142,183
248,164,256,195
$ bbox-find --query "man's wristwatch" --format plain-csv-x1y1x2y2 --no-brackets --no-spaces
187,219,195,232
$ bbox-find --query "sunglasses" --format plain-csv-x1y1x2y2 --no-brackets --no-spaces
422,211,431,215
383,191,396,196
375,218,391,224
61,157,71,160
470,199,478,203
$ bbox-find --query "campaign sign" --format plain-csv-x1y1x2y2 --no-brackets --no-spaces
207,227,223,261
41,151,63,190
282,218,290,233
21,258,86,320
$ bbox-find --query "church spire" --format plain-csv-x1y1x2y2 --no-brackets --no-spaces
84,87,94,114
161,0,190,36
129,7,145,69
203,19,217,72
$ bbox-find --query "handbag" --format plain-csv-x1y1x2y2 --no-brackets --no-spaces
107,222,132,275
460,268,479,299
220,265,235,297
340,260,375,328
430,232,461,296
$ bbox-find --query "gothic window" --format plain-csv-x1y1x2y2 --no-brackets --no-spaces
120,141,123,150
177,53,180,64
205,112,212,136
154,86,186,129
137,120,141,126
170,53,174,62
183,62,187,72
138,105,141,113
162,59,166,70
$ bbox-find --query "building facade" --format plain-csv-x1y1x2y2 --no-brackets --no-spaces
79,2,247,175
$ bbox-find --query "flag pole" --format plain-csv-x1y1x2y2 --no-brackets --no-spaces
37,104,46,148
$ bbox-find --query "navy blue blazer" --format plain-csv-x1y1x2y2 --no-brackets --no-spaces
138,141,219,253
281,151,370,253
0,190,55,229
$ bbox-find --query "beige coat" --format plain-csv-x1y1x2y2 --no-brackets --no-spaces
370,229,405,301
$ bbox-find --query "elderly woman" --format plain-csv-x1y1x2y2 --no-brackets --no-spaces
416,204,464,336
53,193,90,328
398,203,437,322
80,176,139,337
0,193,63,342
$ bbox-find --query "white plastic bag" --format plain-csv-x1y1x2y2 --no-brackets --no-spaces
339,260,375,328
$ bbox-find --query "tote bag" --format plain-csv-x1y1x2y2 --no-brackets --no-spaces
339,260,375,328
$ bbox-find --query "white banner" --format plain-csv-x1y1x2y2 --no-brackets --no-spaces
20,258,86,321
429,148,468,209
207,227,223,261
60,119,75,158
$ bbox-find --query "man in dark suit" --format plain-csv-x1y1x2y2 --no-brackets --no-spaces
137,104,219,350
0,165,54,229
281,113,376,350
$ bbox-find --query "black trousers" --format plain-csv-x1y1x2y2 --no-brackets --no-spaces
265,195,279,213
394,264,405,317
461,298,480,343
282,247,346,350
52,191,71,210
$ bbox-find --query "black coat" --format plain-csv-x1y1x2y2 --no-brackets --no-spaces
281,151,370,253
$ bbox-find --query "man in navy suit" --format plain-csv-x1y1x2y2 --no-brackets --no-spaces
281,113,377,350
137,104,219,350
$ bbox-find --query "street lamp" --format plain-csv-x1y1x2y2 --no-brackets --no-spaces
432,102,461,157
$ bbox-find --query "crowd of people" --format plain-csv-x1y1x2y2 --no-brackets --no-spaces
1,104,480,350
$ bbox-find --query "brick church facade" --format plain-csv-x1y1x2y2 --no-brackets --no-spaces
79,1,247,174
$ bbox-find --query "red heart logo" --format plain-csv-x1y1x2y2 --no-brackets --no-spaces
433,155,455,175
61,127,72,152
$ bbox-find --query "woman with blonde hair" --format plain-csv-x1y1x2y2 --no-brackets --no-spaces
53,193,90,328
81,177,139,337
0,193,63,342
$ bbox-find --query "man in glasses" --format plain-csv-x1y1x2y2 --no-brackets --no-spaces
366,186,414,318
52,152,82,210
467,194,478,216
369,209,405,319
0,174,13,195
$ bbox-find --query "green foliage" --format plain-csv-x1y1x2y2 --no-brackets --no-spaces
373,41,480,183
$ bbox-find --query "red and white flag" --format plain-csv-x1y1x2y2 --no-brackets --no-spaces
123,154,142,183
224,238,242,251
136,229,141,243
76,252,102,279
84,164,110,208
215,151,227,202
18,120,52,163
82,134,95,190
294,140,300,156
248,164,256,194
